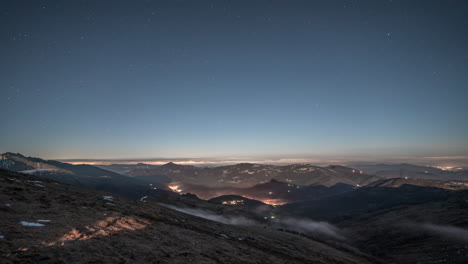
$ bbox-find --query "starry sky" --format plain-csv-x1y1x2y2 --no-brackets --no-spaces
1,0,467,160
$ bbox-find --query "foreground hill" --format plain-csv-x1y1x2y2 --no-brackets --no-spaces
128,162,381,188
0,153,152,199
0,169,379,264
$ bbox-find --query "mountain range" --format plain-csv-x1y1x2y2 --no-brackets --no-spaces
125,162,382,188
350,163,468,181
1,153,468,263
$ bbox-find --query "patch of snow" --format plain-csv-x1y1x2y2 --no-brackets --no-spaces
37,220,51,222
21,169,54,174
102,196,114,201
34,184,45,188
139,196,148,202
8,178,22,183
20,221,45,227
5,203,11,207
0,235,4,239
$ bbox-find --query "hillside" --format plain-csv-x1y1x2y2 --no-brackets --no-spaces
0,169,378,264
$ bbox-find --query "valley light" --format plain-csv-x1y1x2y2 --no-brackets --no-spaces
222,200,244,205
168,184,182,193
268,191,273,195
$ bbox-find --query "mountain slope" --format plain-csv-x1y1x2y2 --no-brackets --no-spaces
0,169,378,264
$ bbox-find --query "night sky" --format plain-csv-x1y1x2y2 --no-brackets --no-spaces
1,0,467,159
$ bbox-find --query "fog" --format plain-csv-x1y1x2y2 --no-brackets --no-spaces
274,217,345,240
159,203,344,240
159,203,256,226
421,223,468,242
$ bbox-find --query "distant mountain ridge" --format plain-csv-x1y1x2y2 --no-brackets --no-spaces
366,177,468,190
127,162,382,188
350,163,468,181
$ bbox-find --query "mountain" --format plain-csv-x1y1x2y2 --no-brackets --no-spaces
277,184,460,222
0,169,379,264
128,162,382,188
350,163,468,181
0,153,153,199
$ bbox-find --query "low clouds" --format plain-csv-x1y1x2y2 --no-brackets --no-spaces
274,217,345,240
159,203,344,240
421,223,468,242
159,203,256,226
